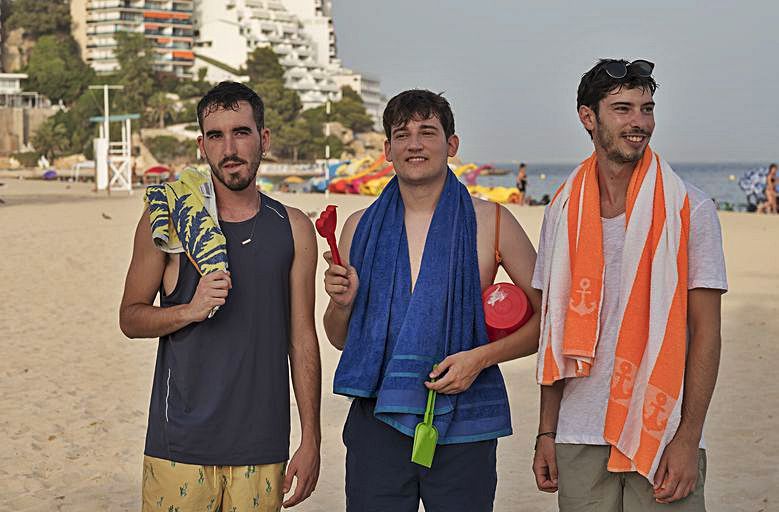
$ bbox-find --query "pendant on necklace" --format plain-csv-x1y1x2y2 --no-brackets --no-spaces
242,238,252,245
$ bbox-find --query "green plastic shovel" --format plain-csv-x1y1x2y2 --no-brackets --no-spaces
411,367,438,468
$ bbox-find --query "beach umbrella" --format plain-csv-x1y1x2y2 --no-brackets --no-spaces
283,176,305,184
738,167,768,205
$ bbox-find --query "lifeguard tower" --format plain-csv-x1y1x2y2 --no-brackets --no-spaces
90,113,140,194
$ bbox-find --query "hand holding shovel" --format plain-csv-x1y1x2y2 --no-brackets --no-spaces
412,365,439,468
315,205,342,266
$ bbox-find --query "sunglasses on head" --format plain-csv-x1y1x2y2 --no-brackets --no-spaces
603,59,655,79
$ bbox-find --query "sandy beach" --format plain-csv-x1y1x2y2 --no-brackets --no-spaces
1,178,777,512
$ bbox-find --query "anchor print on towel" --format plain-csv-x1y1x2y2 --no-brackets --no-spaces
643,384,676,440
569,278,597,316
610,358,636,407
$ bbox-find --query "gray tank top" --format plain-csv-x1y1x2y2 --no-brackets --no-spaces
145,194,294,466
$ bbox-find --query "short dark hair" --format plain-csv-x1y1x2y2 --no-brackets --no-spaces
197,81,265,133
770,163,778,171
383,89,455,140
577,59,658,115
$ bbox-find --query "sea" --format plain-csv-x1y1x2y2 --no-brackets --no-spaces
475,162,765,210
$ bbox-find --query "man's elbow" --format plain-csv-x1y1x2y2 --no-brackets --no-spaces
119,307,142,339
324,326,345,351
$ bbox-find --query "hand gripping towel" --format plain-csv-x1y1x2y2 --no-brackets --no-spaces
536,147,690,481
333,170,512,444
144,167,228,276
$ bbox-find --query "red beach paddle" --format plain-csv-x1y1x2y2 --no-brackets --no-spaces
315,205,342,266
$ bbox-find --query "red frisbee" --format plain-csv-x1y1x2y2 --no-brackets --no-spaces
482,282,533,342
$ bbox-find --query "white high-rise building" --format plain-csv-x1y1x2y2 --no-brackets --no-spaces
281,0,337,68
194,0,383,121
72,0,196,78
193,0,340,109
332,68,386,131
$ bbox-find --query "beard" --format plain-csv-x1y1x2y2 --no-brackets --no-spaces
206,153,262,191
595,118,650,165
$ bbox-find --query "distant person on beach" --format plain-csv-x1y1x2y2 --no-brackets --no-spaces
758,163,777,214
119,82,321,512
322,89,541,511
516,162,528,204
531,59,727,511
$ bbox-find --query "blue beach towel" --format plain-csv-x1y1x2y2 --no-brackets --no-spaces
333,170,512,444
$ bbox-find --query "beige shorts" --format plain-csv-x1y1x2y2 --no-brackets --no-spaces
141,455,286,512
556,444,706,512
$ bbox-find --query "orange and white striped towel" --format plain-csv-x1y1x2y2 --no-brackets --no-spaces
536,146,690,481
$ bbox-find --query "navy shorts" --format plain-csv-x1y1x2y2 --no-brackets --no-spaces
343,398,498,512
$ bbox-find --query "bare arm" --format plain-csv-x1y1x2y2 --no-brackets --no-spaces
533,380,564,492
677,288,722,441
119,209,232,339
474,205,542,366
322,209,364,350
427,205,541,393
282,207,321,507
654,287,722,503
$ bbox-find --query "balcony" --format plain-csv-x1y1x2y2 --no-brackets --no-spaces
259,21,277,31
273,12,294,22
286,67,307,78
249,8,271,18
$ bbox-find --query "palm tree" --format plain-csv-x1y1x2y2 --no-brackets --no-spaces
147,92,173,129
32,119,69,160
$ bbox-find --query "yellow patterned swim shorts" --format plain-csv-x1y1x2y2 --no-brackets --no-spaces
141,455,286,512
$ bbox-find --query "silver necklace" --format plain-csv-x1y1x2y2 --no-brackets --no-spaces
241,192,261,246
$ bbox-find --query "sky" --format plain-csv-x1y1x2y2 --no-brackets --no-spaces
331,1,779,164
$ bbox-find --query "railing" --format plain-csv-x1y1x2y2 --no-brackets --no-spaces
258,162,327,177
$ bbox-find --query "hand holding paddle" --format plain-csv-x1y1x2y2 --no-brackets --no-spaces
315,205,341,266
319,205,359,309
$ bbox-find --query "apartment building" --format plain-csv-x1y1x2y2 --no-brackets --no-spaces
281,0,337,67
71,0,195,78
70,0,384,121
194,0,343,109
332,68,386,131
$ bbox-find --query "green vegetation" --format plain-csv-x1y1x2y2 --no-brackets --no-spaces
6,0,377,164
113,32,157,117
23,34,95,104
333,86,375,133
11,151,41,168
148,92,175,129
6,0,70,38
241,48,369,161
31,114,69,160
145,136,198,163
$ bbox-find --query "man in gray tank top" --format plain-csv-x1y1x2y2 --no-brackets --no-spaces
120,82,321,511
